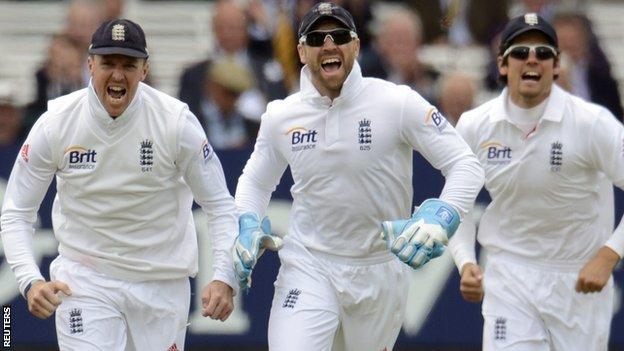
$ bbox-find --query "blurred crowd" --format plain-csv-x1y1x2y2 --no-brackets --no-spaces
1,0,622,152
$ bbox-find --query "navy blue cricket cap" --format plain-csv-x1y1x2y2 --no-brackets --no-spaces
89,19,149,59
298,2,357,38
499,13,558,54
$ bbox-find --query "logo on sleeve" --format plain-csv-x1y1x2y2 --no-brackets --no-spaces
425,109,448,133
550,141,562,172
139,139,153,172
481,141,512,165
64,146,98,170
202,140,213,161
286,127,318,152
20,144,30,163
358,118,372,151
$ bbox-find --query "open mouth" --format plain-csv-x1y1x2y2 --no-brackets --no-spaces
107,86,127,100
521,72,541,82
321,57,342,73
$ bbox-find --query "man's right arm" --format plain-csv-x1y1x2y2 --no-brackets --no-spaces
0,116,56,297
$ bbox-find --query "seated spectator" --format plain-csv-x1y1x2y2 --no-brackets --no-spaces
438,72,477,126
200,58,257,150
359,8,440,104
179,0,288,126
23,34,83,134
0,81,25,147
553,11,623,121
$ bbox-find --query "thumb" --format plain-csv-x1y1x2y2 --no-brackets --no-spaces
52,281,72,296
469,265,483,281
261,234,283,251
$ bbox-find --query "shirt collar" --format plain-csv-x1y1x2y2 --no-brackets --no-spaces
299,60,364,104
88,80,143,131
489,84,566,124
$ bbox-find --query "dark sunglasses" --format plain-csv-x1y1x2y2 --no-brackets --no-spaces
503,44,558,61
299,29,357,47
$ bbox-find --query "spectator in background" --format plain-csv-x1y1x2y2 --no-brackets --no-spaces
438,72,477,126
553,11,623,121
23,34,83,134
179,0,287,130
0,81,25,147
102,0,124,21
200,58,257,150
64,0,103,55
407,0,508,46
359,9,440,104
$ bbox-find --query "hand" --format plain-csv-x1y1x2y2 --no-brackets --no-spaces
381,199,460,269
27,280,72,319
201,280,234,321
576,246,620,294
459,263,484,302
233,212,283,290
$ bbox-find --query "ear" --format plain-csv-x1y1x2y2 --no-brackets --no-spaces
141,59,150,81
297,43,307,65
87,55,95,75
553,56,561,77
353,38,360,58
497,56,507,77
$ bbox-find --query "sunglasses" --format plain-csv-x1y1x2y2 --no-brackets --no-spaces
503,44,558,61
299,29,357,47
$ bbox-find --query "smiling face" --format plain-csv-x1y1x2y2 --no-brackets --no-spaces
498,31,559,108
88,54,149,117
297,19,360,99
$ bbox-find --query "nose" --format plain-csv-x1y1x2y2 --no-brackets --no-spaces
322,35,338,49
111,67,124,80
526,50,539,64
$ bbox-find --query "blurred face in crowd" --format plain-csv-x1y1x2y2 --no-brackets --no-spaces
297,19,360,99
554,19,588,62
65,0,102,50
498,31,559,108
207,81,240,116
376,12,421,75
0,104,22,146
212,1,248,54
88,54,149,117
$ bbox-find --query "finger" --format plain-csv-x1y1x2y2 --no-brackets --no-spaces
390,235,407,255
397,244,416,263
575,277,584,293
210,300,225,320
409,248,429,268
52,281,72,296
33,291,58,314
221,306,233,322
202,295,218,318
42,288,63,306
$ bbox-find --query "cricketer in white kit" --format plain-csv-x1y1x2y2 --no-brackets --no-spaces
449,13,624,351
231,3,484,350
0,19,238,350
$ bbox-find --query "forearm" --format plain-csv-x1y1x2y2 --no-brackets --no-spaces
439,157,485,216
448,213,478,272
0,227,45,297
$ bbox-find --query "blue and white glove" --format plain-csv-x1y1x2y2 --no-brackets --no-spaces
233,212,283,291
381,199,460,269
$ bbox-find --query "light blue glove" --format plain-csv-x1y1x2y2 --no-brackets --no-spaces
233,212,283,291
381,199,460,269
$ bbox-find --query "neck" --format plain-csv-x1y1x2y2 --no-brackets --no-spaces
509,88,551,108
311,77,342,100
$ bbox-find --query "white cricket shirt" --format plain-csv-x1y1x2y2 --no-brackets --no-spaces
236,62,484,258
450,85,624,269
1,82,238,295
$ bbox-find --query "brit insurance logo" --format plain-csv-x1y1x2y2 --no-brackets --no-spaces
425,109,448,133
481,141,512,165
64,146,98,170
286,127,318,152
358,118,372,151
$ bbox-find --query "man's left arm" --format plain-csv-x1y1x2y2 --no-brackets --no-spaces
577,110,624,293
177,110,238,319
384,91,484,269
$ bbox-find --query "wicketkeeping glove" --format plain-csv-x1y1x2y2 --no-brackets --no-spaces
381,199,460,269
233,212,283,291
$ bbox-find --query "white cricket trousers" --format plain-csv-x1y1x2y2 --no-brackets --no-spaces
482,251,614,351
268,237,410,351
50,255,190,351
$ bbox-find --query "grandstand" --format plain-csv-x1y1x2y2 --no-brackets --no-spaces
0,0,623,107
